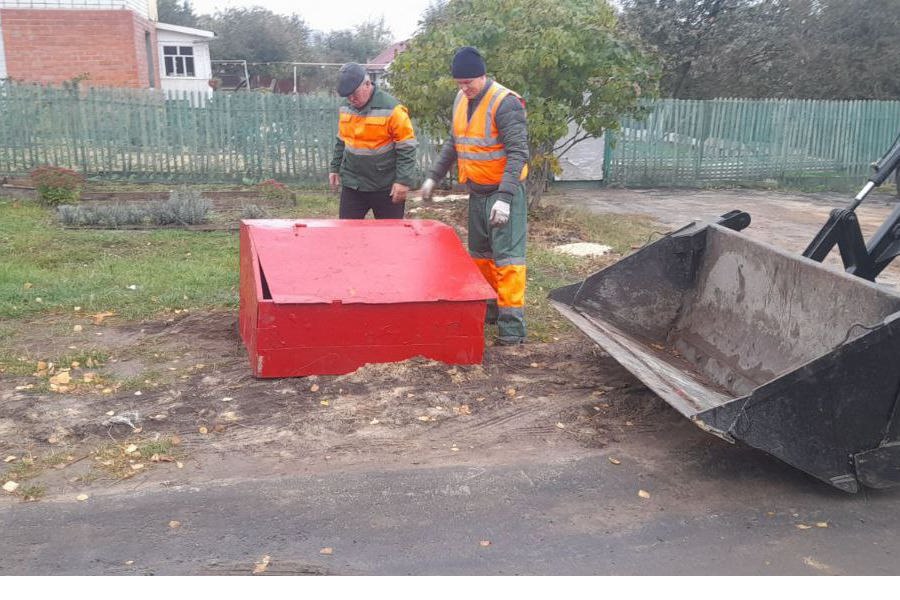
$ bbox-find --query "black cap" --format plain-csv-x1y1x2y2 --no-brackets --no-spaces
451,47,486,78
337,62,367,97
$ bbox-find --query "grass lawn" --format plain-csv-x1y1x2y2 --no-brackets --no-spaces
0,190,658,343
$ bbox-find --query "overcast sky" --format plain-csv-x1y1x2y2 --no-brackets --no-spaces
187,0,438,41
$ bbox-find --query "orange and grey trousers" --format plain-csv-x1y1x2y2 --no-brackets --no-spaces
468,185,527,343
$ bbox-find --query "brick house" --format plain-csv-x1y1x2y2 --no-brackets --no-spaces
0,0,214,96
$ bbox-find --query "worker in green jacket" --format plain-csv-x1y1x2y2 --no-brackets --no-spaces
329,62,419,219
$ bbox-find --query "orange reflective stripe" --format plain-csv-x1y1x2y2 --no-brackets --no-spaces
495,265,526,308
452,82,528,185
472,257,498,292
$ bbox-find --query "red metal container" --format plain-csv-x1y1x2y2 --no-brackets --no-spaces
239,219,495,377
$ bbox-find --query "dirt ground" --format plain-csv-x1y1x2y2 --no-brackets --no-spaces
3,185,897,504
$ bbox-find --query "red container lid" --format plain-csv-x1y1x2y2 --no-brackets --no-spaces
244,219,496,305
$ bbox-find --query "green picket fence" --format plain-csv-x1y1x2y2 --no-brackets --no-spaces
608,98,900,189
0,83,440,184
1,83,898,189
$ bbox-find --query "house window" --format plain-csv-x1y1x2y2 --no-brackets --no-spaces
163,45,195,77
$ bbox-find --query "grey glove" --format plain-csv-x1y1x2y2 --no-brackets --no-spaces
489,198,511,227
420,178,436,201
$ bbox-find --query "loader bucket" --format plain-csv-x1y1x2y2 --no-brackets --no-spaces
550,220,900,492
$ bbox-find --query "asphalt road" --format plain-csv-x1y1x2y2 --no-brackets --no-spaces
2,449,898,575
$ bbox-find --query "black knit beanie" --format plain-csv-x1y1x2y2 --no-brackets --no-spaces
451,47,486,78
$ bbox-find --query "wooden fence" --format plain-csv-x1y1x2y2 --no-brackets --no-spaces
0,84,438,184
1,83,898,189
609,98,900,189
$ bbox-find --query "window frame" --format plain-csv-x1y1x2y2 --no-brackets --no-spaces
162,44,197,78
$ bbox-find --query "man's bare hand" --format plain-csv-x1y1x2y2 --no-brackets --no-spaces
328,172,341,192
390,183,409,204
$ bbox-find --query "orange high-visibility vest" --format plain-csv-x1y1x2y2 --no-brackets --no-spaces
452,82,528,186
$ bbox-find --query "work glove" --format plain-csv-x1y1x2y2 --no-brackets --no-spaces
420,178,436,202
489,198,511,227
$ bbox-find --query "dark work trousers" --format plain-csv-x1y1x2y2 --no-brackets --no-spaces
339,187,405,219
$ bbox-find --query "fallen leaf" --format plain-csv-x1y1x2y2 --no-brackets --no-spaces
506,388,517,397
171,435,182,446
198,426,208,434
125,560,134,566
76,493,89,501
530,362,539,368
151,454,175,463
479,540,492,547
23,282,33,289
320,400,329,406
91,311,116,325
220,397,233,402
638,489,651,499
310,384,320,392
212,423,226,433
456,404,472,415
417,415,431,422
608,457,621,465
625,420,634,426
36,360,47,371
83,372,97,383
319,548,333,555
252,555,271,574
220,411,238,422
73,325,83,332
4,456,16,463
49,371,71,385
816,522,829,528
796,524,812,530
3,481,19,493
131,463,144,470
125,444,138,454
176,462,184,469
169,520,181,529
556,422,566,429
369,418,380,425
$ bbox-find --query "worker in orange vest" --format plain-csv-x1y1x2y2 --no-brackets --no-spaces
330,62,418,219
421,47,529,345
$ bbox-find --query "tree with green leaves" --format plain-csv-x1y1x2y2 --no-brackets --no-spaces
388,0,659,206
200,8,311,76
311,17,395,64
157,0,201,28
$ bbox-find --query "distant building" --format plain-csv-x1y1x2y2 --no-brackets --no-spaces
156,22,215,97
0,0,214,95
367,40,408,87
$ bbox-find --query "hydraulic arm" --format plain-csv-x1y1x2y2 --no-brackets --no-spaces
803,132,900,281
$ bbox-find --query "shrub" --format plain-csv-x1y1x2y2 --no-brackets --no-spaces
31,166,84,206
255,179,295,204
148,188,211,226
57,204,147,228
241,204,269,219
